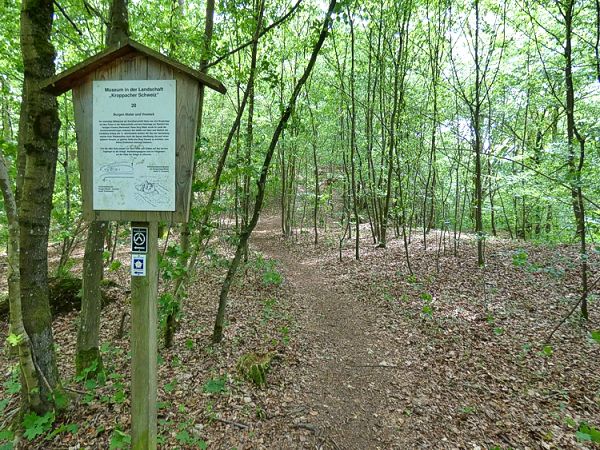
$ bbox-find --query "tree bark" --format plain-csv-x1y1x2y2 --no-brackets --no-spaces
18,0,62,413
0,151,41,412
563,0,588,319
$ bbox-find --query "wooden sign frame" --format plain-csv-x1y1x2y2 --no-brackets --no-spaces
43,39,226,450
43,38,226,224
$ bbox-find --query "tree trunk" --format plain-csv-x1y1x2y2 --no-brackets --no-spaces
76,0,129,375
18,0,62,413
213,0,338,343
348,9,360,259
473,0,485,267
76,220,107,376
563,0,588,319
306,94,319,245
0,151,41,412
164,0,217,346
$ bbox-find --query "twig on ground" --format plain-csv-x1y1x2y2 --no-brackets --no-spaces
545,275,599,344
0,407,19,429
346,364,398,369
64,386,86,395
215,418,249,429
293,422,317,432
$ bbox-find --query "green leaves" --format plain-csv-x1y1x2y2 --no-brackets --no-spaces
22,411,55,441
420,292,433,318
203,376,227,394
2,369,20,395
576,422,600,443
5,333,22,347
174,421,207,449
590,330,600,343
512,248,528,267
109,429,131,449
0,428,14,450
164,379,177,394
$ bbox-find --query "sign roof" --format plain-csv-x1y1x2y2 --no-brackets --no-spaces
42,38,226,95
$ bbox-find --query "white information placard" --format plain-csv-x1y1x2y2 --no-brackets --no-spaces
93,80,176,211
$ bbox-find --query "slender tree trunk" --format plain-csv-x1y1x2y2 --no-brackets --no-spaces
76,0,129,375
164,0,218,346
563,0,588,319
76,220,107,375
473,0,485,267
348,9,360,259
306,93,319,245
213,0,337,343
0,152,41,412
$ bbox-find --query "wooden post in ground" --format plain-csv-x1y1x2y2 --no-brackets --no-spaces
131,221,158,449
41,39,226,450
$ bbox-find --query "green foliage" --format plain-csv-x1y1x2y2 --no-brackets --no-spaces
405,274,418,284
109,429,131,449
576,422,600,443
5,333,22,347
175,429,207,449
279,326,290,346
512,249,528,267
3,368,20,395
262,298,278,322
420,292,433,318
108,259,122,272
0,429,14,450
75,359,103,383
173,420,207,449
420,292,432,302
53,257,76,279
253,255,283,287
203,376,227,394
46,423,78,440
22,411,55,441
460,406,476,414
164,379,177,394
159,292,178,318
159,245,188,281
590,330,600,343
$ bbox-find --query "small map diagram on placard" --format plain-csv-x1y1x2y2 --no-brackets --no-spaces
100,162,134,181
134,179,170,208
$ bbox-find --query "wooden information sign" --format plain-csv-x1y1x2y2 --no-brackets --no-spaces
43,39,226,450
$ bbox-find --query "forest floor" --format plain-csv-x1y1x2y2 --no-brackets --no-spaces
1,215,600,449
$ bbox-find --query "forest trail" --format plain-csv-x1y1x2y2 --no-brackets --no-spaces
243,216,599,449
1,215,598,449
251,216,414,449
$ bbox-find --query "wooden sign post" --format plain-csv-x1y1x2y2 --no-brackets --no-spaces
130,221,158,447
43,39,225,450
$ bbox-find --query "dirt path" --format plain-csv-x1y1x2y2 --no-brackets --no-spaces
251,217,411,449
245,216,600,450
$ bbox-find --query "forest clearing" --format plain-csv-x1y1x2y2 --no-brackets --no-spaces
1,0,600,448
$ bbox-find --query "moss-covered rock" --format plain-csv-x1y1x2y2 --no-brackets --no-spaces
236,352,276,387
